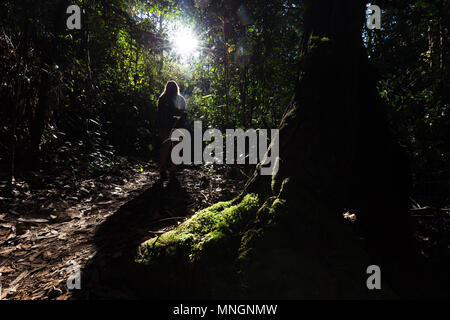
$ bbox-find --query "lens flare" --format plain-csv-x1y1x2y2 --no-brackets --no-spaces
171,26,199,58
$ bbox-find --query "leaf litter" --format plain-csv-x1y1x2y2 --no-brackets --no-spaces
0,161,243,300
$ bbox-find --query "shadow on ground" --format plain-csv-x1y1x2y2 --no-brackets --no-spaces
71,172,450,300
73,176,190,299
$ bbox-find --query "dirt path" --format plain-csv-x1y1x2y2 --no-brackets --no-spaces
0,164,242,300
1,162,448,299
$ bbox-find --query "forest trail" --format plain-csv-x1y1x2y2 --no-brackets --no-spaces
0,162,448,299
0,163,243,300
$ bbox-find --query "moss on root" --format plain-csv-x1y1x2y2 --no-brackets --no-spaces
137,194,260,264
133,194,263,298
133,179,395,299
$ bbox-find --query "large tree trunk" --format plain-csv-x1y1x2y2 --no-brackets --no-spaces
247,0,413,253
129,0,417,299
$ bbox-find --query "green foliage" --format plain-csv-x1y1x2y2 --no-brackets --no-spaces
0,0,448,205
0,0,187,166
187,0,302,129
367,0,450,202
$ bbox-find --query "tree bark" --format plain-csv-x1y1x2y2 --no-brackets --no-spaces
137,0,416,299
241,0,415,296
248,0,412,251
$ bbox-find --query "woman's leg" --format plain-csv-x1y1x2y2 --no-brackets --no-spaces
159,128,170,179
168,128,178,178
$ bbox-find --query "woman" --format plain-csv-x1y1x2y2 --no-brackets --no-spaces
157,80,186,180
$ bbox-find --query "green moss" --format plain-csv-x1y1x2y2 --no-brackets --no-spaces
136,193,260,265
237,197,287,269
237,228,264,262
132,177,395,299
130,183,397,299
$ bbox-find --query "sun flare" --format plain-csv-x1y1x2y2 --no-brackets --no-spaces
170,26,200,58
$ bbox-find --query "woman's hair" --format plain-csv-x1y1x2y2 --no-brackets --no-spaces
160,80,179,100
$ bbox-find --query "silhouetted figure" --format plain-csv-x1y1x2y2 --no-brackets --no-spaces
157,80,187,180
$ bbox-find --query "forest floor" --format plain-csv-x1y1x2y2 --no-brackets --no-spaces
0,159,448,300
0,159,244,300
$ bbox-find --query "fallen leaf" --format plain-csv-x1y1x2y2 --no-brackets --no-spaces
0,247,15,255
18,217,49,224
0,266,14,274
